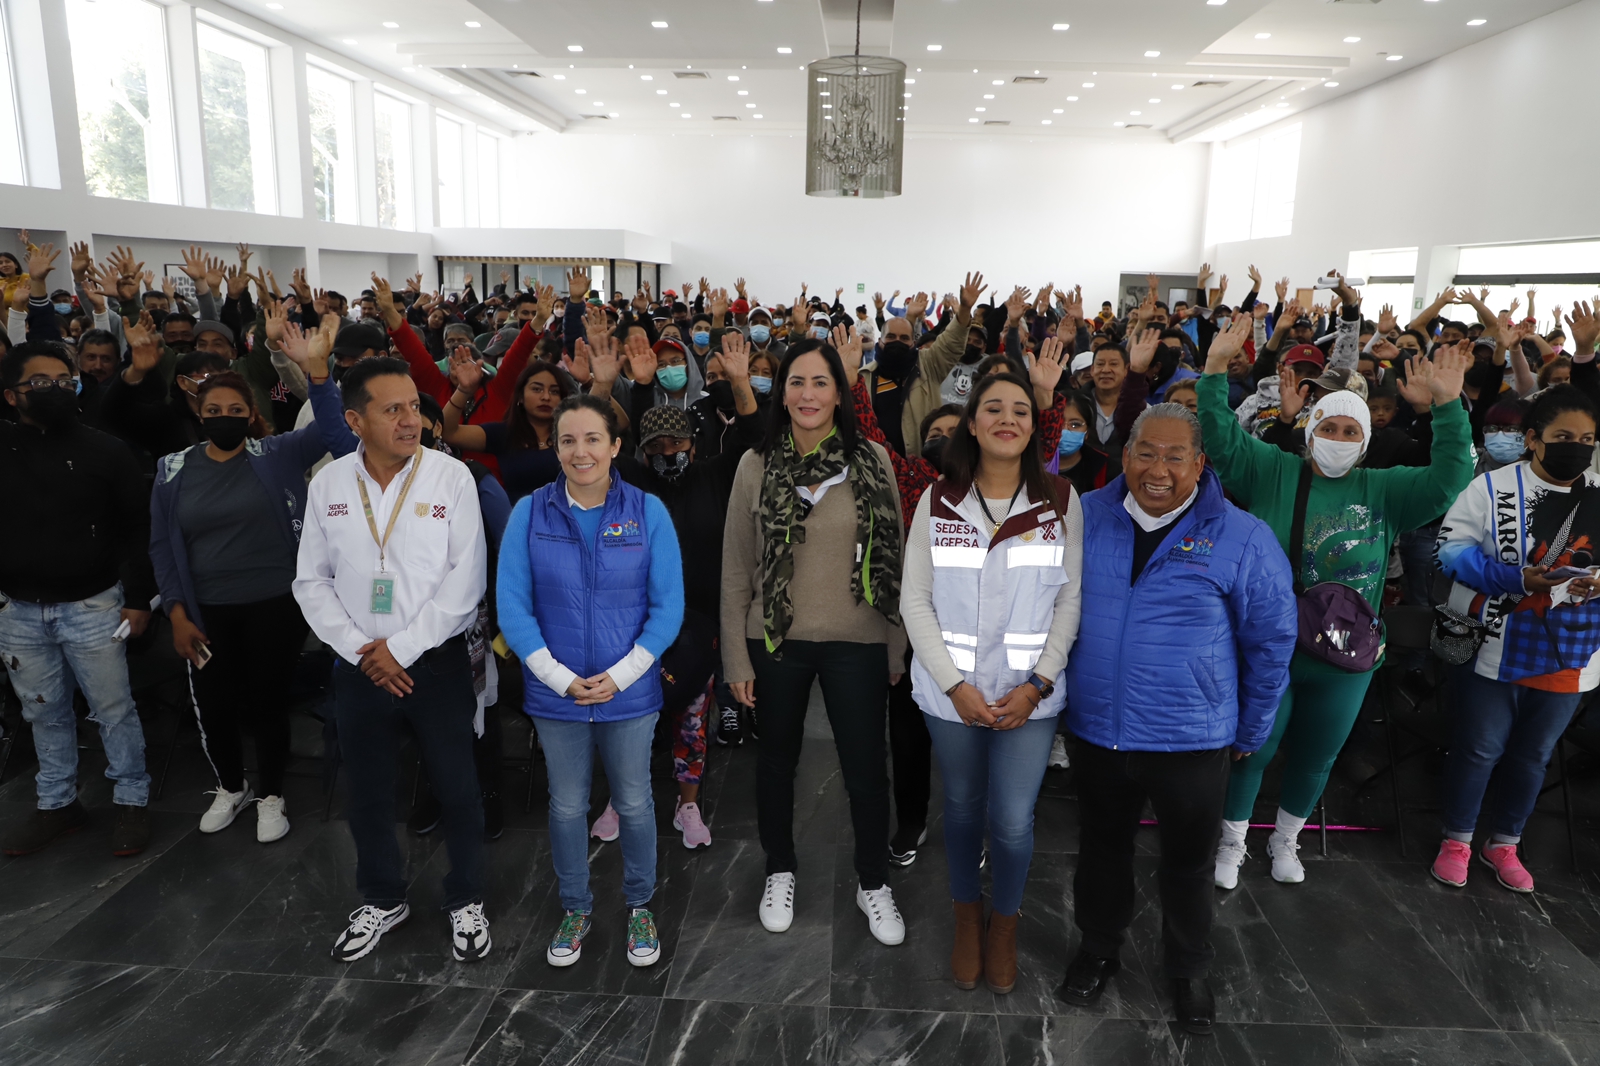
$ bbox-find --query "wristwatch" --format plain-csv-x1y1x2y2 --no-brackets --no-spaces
1025,674,1055,700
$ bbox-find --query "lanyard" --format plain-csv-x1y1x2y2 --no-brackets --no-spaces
974,481,1024,538
355,448,423,572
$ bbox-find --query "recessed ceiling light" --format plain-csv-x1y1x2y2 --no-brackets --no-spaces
728,75,739,81
754,114,763,118
1207,0,1227,5
641,74,653,80
553,74,566,80
669,102,680,107
1066,96,1077,101
681,113,691,118
975,106,986,112
1324,81,1340,87
746,103,755,108
1387,54,1403,61
381,21,397,29
1144,50,1160,57
1254,33,1271,40
905,78,915,84
738,89,748,95
1052,107,1063,113
904,92,912,98
1130,110,1141,115
927,44,942,51
1042,119,1052,124
1467,19,1487,27
465,21,481,28
265,3,281,8
1082,82,1094,88
651,21,667,28
968,117,979,123
777,46,792,54
1344,36,1361,43
991,79,1003,85
567,44,582,51
983,94,994,99
1114,121,1125,126
656,89,666,94
1052,23,1068,31
609,112,619,118
575,89,586,94
1150,98,1161,103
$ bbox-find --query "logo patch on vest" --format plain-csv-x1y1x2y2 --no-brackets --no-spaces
415,502,430,517
327,503,348,517
1178,536,1213,556
602,520,641,538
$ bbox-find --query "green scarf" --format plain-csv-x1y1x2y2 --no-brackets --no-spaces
758,427,901,652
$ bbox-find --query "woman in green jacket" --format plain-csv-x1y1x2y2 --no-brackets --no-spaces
1196,312,1475,889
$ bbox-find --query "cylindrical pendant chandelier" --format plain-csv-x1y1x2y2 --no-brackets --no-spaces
805,54,905,198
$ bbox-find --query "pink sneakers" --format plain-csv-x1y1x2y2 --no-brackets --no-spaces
672,800,712,850
590,802,619,842
1480,843,1535,893
1430,839,1471,887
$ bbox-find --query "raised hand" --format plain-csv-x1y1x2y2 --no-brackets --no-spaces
873,291,885,312
568,340,592,385
204,254,226,294
1378,303,1397,335
122,311,161,380
1128,326,1162,375
1371,337,1400,363
236,242,252,268
1004,285,1032,324
1332,271,1360,310
698,277,710,297
369,273,403,329
450,352,486,394
1428,341,1470,405
534,281,557,322
263,300,289,345
906,291,929,321
1203,313,1254,374
1197,263,1213,288
79,265,108,313
735,276,747,298
179,244,208,285
710,286,729,323
835,286,844,300
1031,336,1067,396
583,302,610,340
959,271,987,320
830,323,863,386
69,241,92,281
280,319,334,381
1247,263,1262,288
719,330,752,382
290,266,311,302
566,266,590,302
224,264,249,299
632,288,649,313
1277,365,1306,422
27,242,60,282
1275,276,1290,302
160,274,175,299
500,269,511,287
625,332,656,384
1436,286,1459,306
1273,299,1302,335
1565,301,1599,358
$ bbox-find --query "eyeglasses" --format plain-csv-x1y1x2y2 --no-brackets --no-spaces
1128,448,1195,469
18,376,80,393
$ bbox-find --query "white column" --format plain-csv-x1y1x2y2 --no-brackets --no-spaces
353,77,377,228
269,43,304,219
165,3,208,208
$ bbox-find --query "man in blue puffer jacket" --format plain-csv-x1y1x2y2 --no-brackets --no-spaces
1058,403,1295,1037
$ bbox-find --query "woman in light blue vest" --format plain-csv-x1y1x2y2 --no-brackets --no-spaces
901,372,1083,995
498,393,684,970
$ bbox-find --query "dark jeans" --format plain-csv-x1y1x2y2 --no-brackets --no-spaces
188,593,309,797
1072,739,1229,979
887,646,931,833
749,638,891,890
334,635,484,910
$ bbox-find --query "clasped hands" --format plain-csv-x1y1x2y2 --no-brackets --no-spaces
949,681,1040,730
566,673,620,705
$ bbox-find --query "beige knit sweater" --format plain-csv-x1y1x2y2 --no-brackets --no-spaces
719,443,908,684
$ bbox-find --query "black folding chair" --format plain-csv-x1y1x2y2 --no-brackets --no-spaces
1367,605,1448,858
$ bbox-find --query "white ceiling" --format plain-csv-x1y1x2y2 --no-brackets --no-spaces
225,0,1580,140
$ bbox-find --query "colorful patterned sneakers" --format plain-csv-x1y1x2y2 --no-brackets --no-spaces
1430,839,1472,888
1480,843,1535,893
627,908,661,967
546,911,593,967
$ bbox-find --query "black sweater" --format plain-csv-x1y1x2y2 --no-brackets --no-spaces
0,419,157,606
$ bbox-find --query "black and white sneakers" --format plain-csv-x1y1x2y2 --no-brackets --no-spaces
330,901,492,963
332,903,410,963
715,704,744,746
888,825,928,868
450,901,493,962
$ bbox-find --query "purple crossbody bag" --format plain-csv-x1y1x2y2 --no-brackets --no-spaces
1289,464,1386,672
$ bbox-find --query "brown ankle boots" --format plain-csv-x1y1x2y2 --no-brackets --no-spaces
951,900,984,989
986,911,1018,994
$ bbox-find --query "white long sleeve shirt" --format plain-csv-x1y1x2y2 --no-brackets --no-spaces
293,444,487,669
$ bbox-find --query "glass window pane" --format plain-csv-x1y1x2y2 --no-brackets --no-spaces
0,7,22,186
197,23,276,213
374,92,414,230
65,0,178,202
476,132,499,228
436,116,463,227
306,66,357,224
1249,124,1300,240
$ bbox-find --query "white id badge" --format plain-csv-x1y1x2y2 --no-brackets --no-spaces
370,572,396,614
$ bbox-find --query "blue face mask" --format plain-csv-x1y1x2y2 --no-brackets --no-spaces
692,330,711,348
53,302,73,315
1483,430,1525,464
750,375,772,394
1057,429,1088,457
811,326,829,340
750,325,771,345
656,364,689,392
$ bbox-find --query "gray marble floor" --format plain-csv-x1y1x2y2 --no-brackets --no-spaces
3,679,1600,1065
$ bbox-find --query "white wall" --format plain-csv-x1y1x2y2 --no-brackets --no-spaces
506,132,1210,309
1207,0,1600,312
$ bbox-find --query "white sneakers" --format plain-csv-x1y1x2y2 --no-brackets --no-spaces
856,885,906,946
199,785,253,833
449,901,493,962
1048,735,1071,770
759,873,795,932
256,796,290,843
759,874,906,946
1266,831,1305,883
1214,839,1248,890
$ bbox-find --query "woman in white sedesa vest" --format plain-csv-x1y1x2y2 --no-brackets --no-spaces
902,371,1084,996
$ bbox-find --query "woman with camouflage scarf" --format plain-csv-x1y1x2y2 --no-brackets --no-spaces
720,334,909,947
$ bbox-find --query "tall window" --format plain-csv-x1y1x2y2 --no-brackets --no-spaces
436,115,464,227
374,91,414,230
476,132,500,228
197,23,276,213
0,4,22,186
65,0,178,202
1203,123,1302,245
1456,240,1600,334
306,66,357,224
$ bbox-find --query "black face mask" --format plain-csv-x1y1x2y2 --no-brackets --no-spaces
331,363,350,383
962,344,985,366
166,340,195,355
21,387,78,428
201,415,250,451
877,340,916,379
1538,440,1595,483
650,450,691,481
920,435,948,473
421,427,437,450
705,379,735,412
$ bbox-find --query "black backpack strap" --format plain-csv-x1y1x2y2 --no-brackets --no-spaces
1288,462,1313,597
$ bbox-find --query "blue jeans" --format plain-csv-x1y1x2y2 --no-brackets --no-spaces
0,585,149,810
534,712,658,912
1442,666,1582,839
924,713,1055,915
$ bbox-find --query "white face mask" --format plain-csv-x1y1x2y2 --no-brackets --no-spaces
1312,436,1364,478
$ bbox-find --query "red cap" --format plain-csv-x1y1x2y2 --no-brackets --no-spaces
652,337,687,357
1284,343,1325,369
731,298,750,315
663,288,678,297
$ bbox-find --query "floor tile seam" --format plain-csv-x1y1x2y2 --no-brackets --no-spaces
1236,877,1339,1030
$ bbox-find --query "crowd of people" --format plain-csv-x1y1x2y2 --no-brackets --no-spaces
3,228,1600,1034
